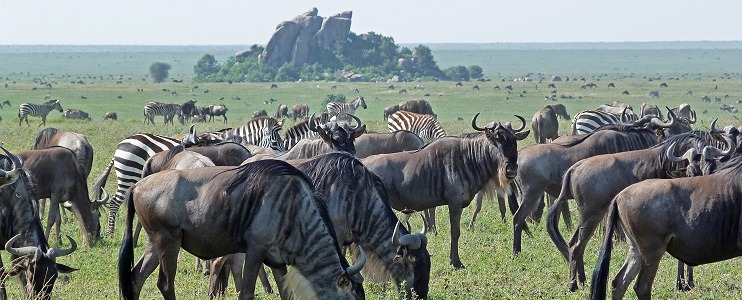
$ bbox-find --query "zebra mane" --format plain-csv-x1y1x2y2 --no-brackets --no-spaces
32,127,60,150
42,99,58,105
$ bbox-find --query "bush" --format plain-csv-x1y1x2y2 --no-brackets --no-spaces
149,62,171,83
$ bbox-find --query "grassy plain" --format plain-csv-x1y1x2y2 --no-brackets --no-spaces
0,46,742,299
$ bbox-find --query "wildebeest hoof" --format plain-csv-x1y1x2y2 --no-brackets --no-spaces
451,261,465,269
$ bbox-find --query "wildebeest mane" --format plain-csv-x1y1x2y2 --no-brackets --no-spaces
715,154,742,173
32,127,61,150
0,170,49,252
163,145,185,165
652,133,708,169
552,124,654,147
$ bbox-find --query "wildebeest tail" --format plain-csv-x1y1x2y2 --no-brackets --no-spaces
547,166,574,261
507,180,531,236
589,200,618,300
92,159,114,201
118,188,136,299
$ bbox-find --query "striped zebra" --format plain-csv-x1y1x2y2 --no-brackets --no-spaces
18,99,63,127
326,96,366,123
571,109,638,135
283,114,327,149
92,133,181,235
387,110,446,143
143,102,184,125
225,116,286,151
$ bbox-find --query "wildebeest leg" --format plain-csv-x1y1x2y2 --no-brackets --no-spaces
423,208,437,235
257,266,273,294
512,186,541,257
530,194,546,223
687,266,694,289
467,192,484,230
676,262,694,291
567,216,601,292
46,195,62,244
238,246,268,300
632,254,662,300
208,255,230,299
131,240,161,298
133,220,144,246
155,230,182,300
0,258,6,300
611,244,642,299
38,198,45,220
448,202,465,269
270,266,289,299
497,194,507,223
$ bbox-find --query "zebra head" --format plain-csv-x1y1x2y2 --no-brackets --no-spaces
354,97,367,109
48,100,63,112
472,113,529,179
260,125,285,152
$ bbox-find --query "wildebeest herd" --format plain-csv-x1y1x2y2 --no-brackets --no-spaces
3,94,742,300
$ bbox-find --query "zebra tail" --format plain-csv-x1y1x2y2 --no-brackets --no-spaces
118,188,136,299
589,200,618,300
92,159,114,201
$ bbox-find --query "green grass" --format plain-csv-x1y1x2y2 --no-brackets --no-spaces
0,48,742,299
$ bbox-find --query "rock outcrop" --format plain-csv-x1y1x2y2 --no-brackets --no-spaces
260,8,352,68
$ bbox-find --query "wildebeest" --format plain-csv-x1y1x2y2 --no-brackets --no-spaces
640,103,662,119
118,160,366,300
398,99,436,117
181,99,199,122
547,133,732,291
62,109,91,121
2,100,10,107
103,112,118,121
4,147,108,246
550,103,570,119
354,131,424,159
270,83,278,89
18,99,63,127
622,90,630,95
590,155,742,300
531,105,559,144
252,109,268,118
33,128,93,178
275,104,289,119
511,122,671,257
201,105,229,123
362,114,529,268
670,103,693,120
0,145,78,300
649,90,660,98
292,103,309,121
383,105,400,120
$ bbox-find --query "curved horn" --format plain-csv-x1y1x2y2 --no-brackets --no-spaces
0,143,21,169
347,113,362,131
93,187,109,207
398,234,422,249
512,114,526,132
308,113,319,132
705,134,737,159
346,246,366,276
649,115,675,128
710,118,722,134
471,113,485,131
49,235,77,259
415,232,428,245
666,142,699,163
391,220,402,245
688,110,697,124
4,234,39,257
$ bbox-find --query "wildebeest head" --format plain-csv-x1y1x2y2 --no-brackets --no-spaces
667,134,736,177
0,145,78,299
390,217,430,299
310,113,365,155
472,113,529,180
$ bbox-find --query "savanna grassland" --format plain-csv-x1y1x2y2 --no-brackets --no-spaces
1,44,742,299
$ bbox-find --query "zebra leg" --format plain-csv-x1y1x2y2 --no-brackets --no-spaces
38,116,46,127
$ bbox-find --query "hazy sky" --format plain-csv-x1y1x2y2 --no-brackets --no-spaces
1,0,740,45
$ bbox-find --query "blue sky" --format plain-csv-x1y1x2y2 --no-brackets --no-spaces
1,0,740,45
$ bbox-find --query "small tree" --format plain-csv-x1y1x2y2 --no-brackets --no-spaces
150,62,171,83
444,65,470,81
194,54,219,79
468,65,484,79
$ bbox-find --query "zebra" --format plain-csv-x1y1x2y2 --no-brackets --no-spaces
283,114,327,149
18,99,63,127
224,116,286,151
143,102,184,125
326,96,367,123
92,133,182,235
571,109,638,135
387,110,446,143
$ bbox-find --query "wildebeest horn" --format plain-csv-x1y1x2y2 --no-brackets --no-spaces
308,113,319,132
471,113,485,131
93,187,109,207
649,114,674,128
0,143,22,169
709,118,722,134
391,220,402,245
512,115,526,132
666,142,698,163
4,234,39,257
48,235,77,259
415,232,428,245
347,113,362,131
688,110,697,124
704,134,736,159
398,234,422,249
346,245,366,276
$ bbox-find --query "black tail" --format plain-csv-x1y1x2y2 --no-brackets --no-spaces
547,167,574,261
92,159,114,201
589,200,618,300
118,189,136,299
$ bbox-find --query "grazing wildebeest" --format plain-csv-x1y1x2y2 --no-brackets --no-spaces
622,90,630,95
292,103,309,121
252,109,268,118
354,131,424,159
640,103,662,119
649,90,660,98
18,99,63,127
181,99,199,122
5,147,108,246
275,104,289,119
511,122,671,257
326,97,367,123
398,89,407,94
270,83,278,89
118,160,366,300
362,114,529,268
33,128,93,178
383,105,400,120
62,109,91,121
201,105,229,123
547,133,732,291
660,82,669,88
608,82,615,88
0,145,78,300
550,103,570,119
455,81,463,87
590,154,742,300
398,99,436,117
2,100,10,108
531,105,559,144
296,153,431,299
103,112,118,121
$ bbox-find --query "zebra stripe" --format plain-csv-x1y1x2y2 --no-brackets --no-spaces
143,102,183,125
326,97,366,122
571,110,638,135
387,110,446,143
18,100,63,126
227,116,286,151
283,119,318,150
96,133,181,235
